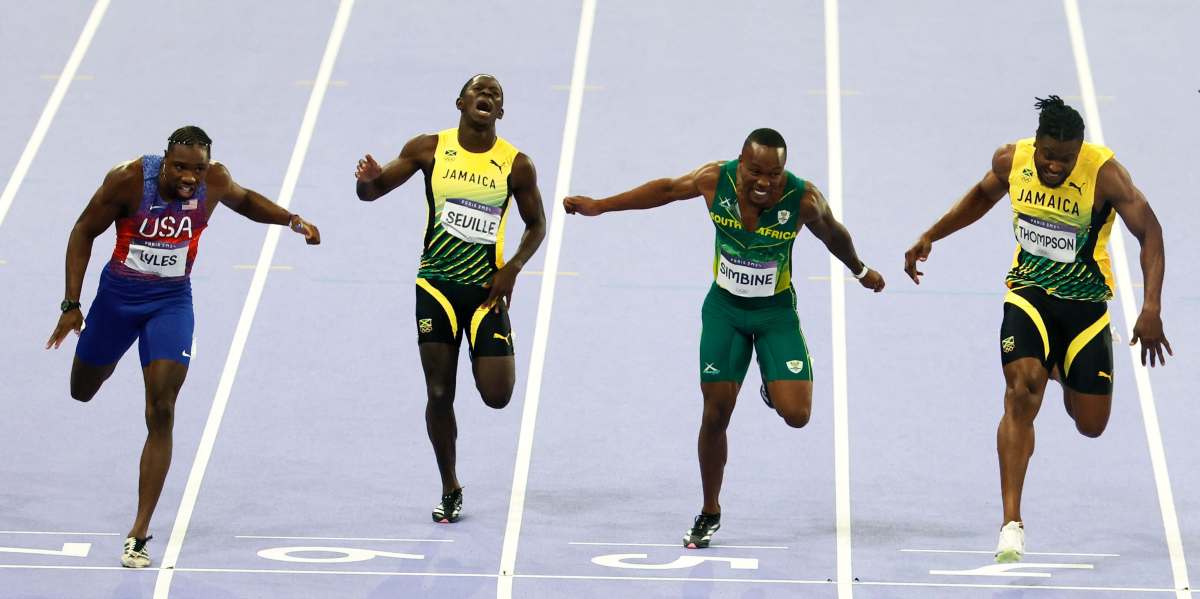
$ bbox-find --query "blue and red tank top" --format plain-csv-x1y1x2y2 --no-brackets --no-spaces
105,155,208,284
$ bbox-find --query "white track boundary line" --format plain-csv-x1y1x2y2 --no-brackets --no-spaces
150,2,356,597
495,2,596,597
0,531,118,536
568,542,789,550
0,0,109,231
824,0,853,597
901,548,1119,557
0,563,1181,592
234,536,452,543
1063,2,1191,598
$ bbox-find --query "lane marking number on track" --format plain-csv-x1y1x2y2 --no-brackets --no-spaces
591,553,759,571
257,546,423,564
930,562,1094,578
0,542,91,558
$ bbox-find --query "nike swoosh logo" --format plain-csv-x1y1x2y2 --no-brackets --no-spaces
182,350,192,358
150,205,165,211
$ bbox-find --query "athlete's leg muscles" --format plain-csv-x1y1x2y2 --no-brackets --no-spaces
471,356,514,409
420,342,462,495
69,358,118,402
998,357,1049,525
699,382,739,515
129,358,188,540
1063,390,1112,438
765,380,813,428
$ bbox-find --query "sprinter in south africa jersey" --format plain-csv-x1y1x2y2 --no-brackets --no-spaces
903,96,1170,565
564,128,885,549
355,74,547,524
47,126,321,569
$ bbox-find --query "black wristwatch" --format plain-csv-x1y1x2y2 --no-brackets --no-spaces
60,299,81,313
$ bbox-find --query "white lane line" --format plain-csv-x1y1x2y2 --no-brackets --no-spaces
233,264,294,270
150,2,356,597
39,74,95,81
901,548,1119,557
568,542,789,550
1064,3,1191,598
824,0,853,596
495,1,596,598
0,563,1182,591
0,0,110,231
0,531,118,536
234,536,452,543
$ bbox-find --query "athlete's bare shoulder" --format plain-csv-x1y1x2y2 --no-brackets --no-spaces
401,133,440,163
991,144,1016,180
100,158,144,197
693,160,723,201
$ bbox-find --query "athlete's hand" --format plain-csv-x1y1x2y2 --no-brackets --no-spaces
484,264,520,313
903,235,932,284
563,196,604,216
1131,309,1172,367
289,215,321,245
355,154,383,182
46,310,84,350
858,269,885,292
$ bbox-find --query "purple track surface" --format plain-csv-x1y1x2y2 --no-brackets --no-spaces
0,1,1196,598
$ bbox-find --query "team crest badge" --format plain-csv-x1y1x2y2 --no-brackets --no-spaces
1021,167,1034,183
419,318,433,334
777,210,791,224
786,360,804,374
1002,336,1015,353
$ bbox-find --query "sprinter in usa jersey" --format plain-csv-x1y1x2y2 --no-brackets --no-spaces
46,126,320,568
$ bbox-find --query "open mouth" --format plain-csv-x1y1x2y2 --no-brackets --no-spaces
752,188,770,198
176,183,195,198
474,98,495,115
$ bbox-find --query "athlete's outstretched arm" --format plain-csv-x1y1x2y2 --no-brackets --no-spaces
47,162,133,349
355,134,437,201
1101,159,1170,366
562,161,721,215
904,145,1012,284
803,184,885,292
484,153,546,310
213,164,320,245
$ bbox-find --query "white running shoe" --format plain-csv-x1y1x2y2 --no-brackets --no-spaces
121,536,152,568
994,521,1024,563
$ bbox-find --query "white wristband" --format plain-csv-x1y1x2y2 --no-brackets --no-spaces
853,264,870,279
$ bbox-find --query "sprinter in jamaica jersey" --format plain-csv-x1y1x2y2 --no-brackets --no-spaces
565,128,884,549
354,74,546,524
903,96,1171,565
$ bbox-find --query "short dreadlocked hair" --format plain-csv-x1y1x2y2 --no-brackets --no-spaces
743,128,787,158
1034,95,1084,142
166,125,212,158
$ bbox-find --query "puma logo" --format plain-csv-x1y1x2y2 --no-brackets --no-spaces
1097,371,1112,380
1068,181,1086,194
493,332,513,345
489,159,504,172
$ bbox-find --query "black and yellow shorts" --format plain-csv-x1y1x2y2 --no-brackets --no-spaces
415,277,514,358
1000,285,1113,394
699,283,813,384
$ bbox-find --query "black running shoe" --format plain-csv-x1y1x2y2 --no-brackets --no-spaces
432,488,463,523
760,384,774,409
683,512,721,548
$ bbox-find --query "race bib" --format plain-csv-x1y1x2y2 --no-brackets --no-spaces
442,198,503,244
717,252,777,298
1015,214,1078,263
124,240,188,277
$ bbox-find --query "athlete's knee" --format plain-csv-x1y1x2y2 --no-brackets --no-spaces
144,395,176,432
778,403,811,428
479,385,512,410
1075,419,1107,438
426,382,456,408
1004,377,1042,421
701,400,735,431
70,381,97,403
